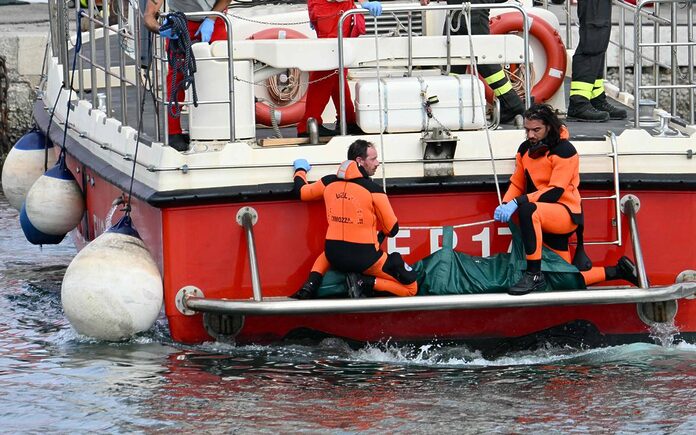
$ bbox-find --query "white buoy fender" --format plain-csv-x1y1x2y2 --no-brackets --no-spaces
19,203,66,245
61,216,163,341
1,129,54,211
24,157,85,236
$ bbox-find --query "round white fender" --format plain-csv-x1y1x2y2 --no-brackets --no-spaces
61,216,163,341
1,130,54,211
23,158,85,236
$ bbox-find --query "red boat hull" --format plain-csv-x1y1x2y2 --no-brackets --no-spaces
67,153,696,345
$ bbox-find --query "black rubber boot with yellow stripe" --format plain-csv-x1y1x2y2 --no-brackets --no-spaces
568,79,610,122
590,79,627,120
569,80,609,121
485,69,524,124
568,97,609,122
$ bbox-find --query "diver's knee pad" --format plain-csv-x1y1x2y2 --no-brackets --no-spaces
382,252,417,284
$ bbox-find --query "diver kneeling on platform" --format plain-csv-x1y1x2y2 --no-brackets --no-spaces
290,140,418,299
494,103,638,295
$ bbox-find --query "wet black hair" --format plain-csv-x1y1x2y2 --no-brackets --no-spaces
347,139,374,161
523,103,563,146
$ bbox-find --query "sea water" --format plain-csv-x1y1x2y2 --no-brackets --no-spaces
1,190,695,433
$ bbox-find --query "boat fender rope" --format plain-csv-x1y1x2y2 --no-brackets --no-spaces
255,97,283,138
162,12,198,119
461,5,502,205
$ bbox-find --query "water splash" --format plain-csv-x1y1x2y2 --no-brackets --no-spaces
649,321,681,347
104,196,125,228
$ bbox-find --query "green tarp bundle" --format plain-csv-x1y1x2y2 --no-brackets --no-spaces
315,224,585,298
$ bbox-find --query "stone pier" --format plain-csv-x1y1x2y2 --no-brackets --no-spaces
0,3,50,163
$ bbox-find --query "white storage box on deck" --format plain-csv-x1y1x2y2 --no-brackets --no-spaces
355,75,486,133
188,43,255,140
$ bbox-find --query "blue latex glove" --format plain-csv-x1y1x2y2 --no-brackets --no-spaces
293,158,311,172
195,17,216,43
159,19,178,40
494,199,518,223
361,1,383,17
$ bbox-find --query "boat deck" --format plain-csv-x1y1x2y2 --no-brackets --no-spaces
70,32,647,149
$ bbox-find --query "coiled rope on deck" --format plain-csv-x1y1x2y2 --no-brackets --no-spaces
161,12,198,119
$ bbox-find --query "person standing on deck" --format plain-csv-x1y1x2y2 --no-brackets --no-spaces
144,0,230,151
493,104,637,295
419,0,525,124
290,140,418,299
297,0,383,138
567,0,626,122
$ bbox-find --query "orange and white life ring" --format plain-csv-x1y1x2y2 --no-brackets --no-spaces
249,28,308,126
488,12,567,104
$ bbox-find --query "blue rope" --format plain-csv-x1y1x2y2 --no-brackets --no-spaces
162,12,198,118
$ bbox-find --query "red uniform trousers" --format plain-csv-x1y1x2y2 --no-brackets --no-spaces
298,0,357,134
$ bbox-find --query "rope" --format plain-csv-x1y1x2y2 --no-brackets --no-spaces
267,68,302,104
255,97,283,138
461,5,503,206
0,55,8,155
508,65,535,101
402,218,495,231
372,14,387,192
235,69,336,87
51,3,84,170
162,12,198,119
125,32,157,217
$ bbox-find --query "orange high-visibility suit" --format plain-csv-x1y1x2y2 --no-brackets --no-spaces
503,129,608,285
294,160,417,296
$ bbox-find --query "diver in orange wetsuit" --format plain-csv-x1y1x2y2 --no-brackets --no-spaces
290,140,418,299
298,0,383,137
494,104,639,295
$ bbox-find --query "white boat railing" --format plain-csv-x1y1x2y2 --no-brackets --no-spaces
158,10,236,144
336,2,532,135
581,131,623,247
47,0,146,134
633,0,696,127
45,1,696,147
538,0,695,125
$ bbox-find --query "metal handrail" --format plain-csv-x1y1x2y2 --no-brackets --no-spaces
336,3,531,135
158,11,236,144
47,1,237,144
622,195,650,288
183,282,696,316
551,0,694,124
633,0,696,127
581,131,623,247
237,208,262,301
